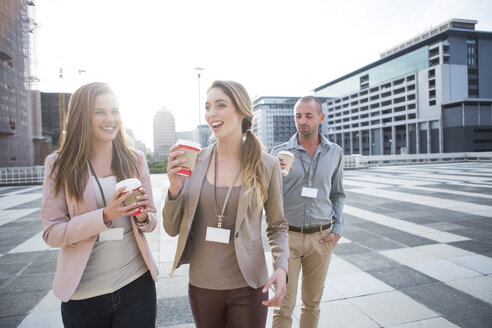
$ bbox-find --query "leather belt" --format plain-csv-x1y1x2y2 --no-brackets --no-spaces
288,220,333,234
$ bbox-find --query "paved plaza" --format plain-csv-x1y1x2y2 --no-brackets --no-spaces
0,162,491,328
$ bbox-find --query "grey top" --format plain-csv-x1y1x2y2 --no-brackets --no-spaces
188,179,247,290
71,176,148,300
271,133,346,235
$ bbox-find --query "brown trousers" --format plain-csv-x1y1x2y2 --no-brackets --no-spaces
188,284,268,328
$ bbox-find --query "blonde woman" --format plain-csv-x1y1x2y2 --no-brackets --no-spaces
41,82,158,327
163,80,289,328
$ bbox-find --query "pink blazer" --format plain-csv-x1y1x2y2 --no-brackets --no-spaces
41,151,158,302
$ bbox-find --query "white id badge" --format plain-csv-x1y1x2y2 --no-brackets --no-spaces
301,187,318,198
98,228,124,241
206,227,231,244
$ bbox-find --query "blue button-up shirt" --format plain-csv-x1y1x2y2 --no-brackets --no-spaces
271,133,346,235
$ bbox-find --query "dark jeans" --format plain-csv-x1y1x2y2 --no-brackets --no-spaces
61,271,156,328
188,283,268,328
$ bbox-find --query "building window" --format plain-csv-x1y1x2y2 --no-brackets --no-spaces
467,38,479,98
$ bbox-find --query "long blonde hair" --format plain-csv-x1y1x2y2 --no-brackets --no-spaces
208,80,267,206
52,82,139,201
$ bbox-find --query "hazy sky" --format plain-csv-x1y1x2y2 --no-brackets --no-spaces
33,0,492,150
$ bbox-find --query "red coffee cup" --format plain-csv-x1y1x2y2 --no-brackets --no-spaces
175,139,201,176
115,178,143,216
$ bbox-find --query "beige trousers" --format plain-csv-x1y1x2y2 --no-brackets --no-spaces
272,230,334,328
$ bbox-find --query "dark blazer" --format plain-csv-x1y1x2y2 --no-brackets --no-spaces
163,144,289,288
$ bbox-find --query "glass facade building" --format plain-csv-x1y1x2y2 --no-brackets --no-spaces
315,19,492,155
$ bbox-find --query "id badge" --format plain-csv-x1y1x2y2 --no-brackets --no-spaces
99,228,124,241
301,187,318,198
206,226,231,244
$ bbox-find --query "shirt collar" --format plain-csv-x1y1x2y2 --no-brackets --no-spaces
286,133,330,151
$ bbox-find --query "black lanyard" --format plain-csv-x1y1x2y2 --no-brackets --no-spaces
213,145,241,228
295,150,321,188
88,160,107,207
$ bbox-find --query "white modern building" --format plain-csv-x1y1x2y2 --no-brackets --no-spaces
315,18,492,155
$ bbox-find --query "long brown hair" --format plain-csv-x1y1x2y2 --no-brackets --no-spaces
208,80,267,206
52,82,139,201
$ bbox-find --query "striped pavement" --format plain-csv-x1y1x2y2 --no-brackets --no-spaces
0,162,491,327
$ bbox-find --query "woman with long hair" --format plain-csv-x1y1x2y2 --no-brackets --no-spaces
163,80,289,328
41,82,158,327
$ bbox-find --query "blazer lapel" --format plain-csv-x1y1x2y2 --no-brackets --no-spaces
235,183,249,230
187,145,213,230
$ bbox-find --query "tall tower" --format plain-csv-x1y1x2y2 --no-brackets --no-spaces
153,107,176,158
0,0,36,166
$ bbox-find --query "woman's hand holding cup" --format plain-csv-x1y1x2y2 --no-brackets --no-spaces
103,187,143,223
167,144,188,199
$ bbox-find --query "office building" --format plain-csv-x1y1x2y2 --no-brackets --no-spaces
0,0,37,166
153,107,176,158
252,96,330,150
315,18,492,155
40,92,71,148
176,131,194,142
193,124,212,148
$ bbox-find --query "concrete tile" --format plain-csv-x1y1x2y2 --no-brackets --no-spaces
320,285,345,302
0,290,48,316
447,254,492,274
157,275,189,298
410,259,482,282
343,251,399,272
317,299,380,328
446,276,492,304
380,248,436,265
333,242,371,256
348,291,436,327
17,311,62,328
327,257,362,276
357,237,405,251
388,316,460,328
326,271,394,298
414,244,474,259
156,296,194,327
402,282,492,328
368,265,439,290
29,290,59,313
8,231,52,254
0,315,25,328
419,231,470,243
449,240,492,255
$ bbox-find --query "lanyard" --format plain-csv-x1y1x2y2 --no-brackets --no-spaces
295,150,321,188
88,160,107,207
213,145,241,228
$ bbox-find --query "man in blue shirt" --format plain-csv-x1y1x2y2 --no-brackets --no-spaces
271,96,345,328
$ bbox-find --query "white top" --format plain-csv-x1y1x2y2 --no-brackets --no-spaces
70,175,148,300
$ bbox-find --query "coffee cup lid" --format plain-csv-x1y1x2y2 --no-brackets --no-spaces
176,139,200,150
115,178,142,192
278,151,294,158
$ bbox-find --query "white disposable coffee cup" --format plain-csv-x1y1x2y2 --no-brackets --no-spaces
115,178,143,216
175,139,201,176
278,151,295,176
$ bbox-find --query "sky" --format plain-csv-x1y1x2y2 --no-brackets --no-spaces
33,0,492,150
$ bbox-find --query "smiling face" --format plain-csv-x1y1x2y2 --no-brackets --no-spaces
205,87,243,140
91,92,121,144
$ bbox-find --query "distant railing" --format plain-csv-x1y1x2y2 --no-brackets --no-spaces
344,152,492,169
0,166,45,185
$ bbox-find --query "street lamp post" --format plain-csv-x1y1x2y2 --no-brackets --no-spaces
194,67,204,147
